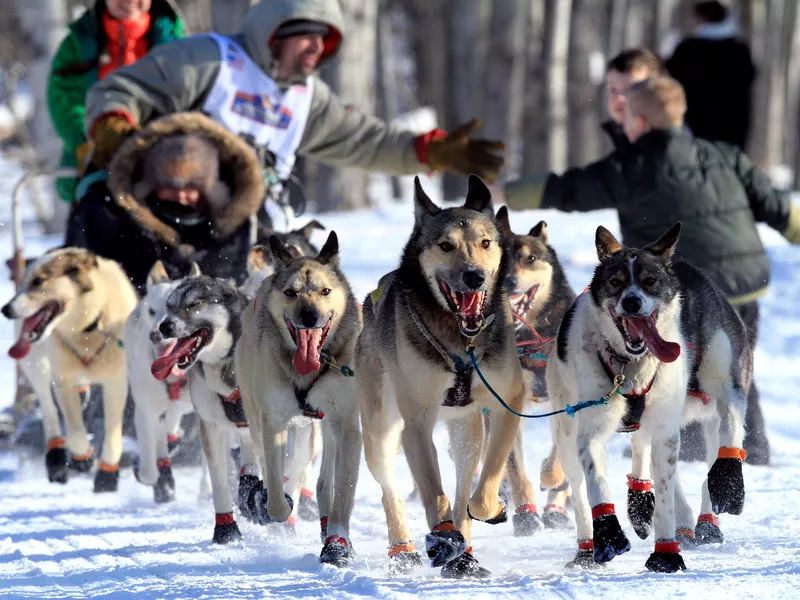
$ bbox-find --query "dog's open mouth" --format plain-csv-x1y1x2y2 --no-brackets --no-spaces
611,309,681,363
509,284,539,317
9,300,61,359
151,329,210,380
440,280,487,337
287,317,332,377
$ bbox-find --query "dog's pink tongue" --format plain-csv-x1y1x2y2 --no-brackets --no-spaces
628,316,681,363
8,312,47,360
157,340,184,378
151,337,195,381
293,328,323,376
460,292,482,318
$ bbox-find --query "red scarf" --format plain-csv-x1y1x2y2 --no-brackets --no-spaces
99,12,151,81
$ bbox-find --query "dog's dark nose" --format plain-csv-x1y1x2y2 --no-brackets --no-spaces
299,307,319,329
504,275,518,292
1,303,13,320
149,330,162,344
621,294,642,314
463,270,485,290
159,319,176,338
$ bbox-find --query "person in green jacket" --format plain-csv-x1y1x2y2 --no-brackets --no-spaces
502,75,800,466
47,0,185,203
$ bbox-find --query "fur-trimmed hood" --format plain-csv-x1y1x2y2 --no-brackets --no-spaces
107,112,265,249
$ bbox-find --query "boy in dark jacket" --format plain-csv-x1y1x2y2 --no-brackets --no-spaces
603,48,666,151
503,76,800,465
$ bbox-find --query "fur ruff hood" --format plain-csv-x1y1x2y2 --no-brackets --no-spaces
107,112,265,248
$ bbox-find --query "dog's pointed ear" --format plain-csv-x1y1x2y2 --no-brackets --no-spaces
247,245,271,275
413,176,440,225
146,261,170,288
495,205,512,238
268,235,295,267
647,222,681,262
188,262,202,278
595,226,623,261
529,220,548,245
298,219,325,241
464,174,493,217
316,231,339,266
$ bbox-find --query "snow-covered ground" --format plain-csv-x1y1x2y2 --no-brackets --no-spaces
1,157,799,599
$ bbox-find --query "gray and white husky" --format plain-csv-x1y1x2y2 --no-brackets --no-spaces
151,274,264,544
547,223,752,573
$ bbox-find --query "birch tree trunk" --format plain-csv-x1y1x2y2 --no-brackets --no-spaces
547,0,573,173
13,0,70,234
314,0,377,212
567,0,601,166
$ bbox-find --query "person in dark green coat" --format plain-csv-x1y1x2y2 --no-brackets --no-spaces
502,76,800,466
47,0,185,203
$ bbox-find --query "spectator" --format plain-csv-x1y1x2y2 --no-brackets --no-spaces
667,1,756,150
47,0,185,204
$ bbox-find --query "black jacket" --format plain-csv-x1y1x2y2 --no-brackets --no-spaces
542,128,791,301
667,36,756,150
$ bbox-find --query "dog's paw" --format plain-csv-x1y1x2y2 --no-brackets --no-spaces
513,504,543,536
213,513,242,544
319,535,353,567
45,447,69,484
388,543,424,576
93,465,119,493
542,506,572,530
708,454,745,515
69,452,94,474
645,541,686,573
425,522,467,568
243,480,294,525
695,515,724,545
237,474,260,521
298,491,319,521
627,481,655,540
675,528,696,548
441,552,491,579
592,507,631,563
153,464,176,504
565,547,606,570
467,497,507,525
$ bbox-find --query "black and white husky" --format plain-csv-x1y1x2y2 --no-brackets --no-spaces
547,223,752,573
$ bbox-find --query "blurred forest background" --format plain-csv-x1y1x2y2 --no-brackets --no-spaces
2,0,800,231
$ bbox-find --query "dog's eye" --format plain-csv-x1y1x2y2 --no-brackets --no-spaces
642,277,657,287
148,308,156,317
481,239,491,249
320,288,331,296
609,277,623,288
284,289,297,298
30,277,43,288
64,266,79,277
527,255,537,264
438,241,454,252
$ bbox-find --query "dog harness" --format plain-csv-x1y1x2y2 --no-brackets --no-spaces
56,311,122,367
218,387,249,428
294,364,329,419
598,352,657,433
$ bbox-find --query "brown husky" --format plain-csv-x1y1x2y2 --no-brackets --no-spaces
356,175,529,578
2,248,138,492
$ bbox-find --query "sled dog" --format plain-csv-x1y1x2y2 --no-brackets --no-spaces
125,261,201,504
236,231,362,567
494,206,576,532
547,223,752,573
356,175,528,578
2,248,138,492
240,241,323,524
150,273,264,544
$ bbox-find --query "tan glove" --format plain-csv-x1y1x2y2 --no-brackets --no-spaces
75,141,93,177
426,119,505,183
784,203,800,244
91,115,139,169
